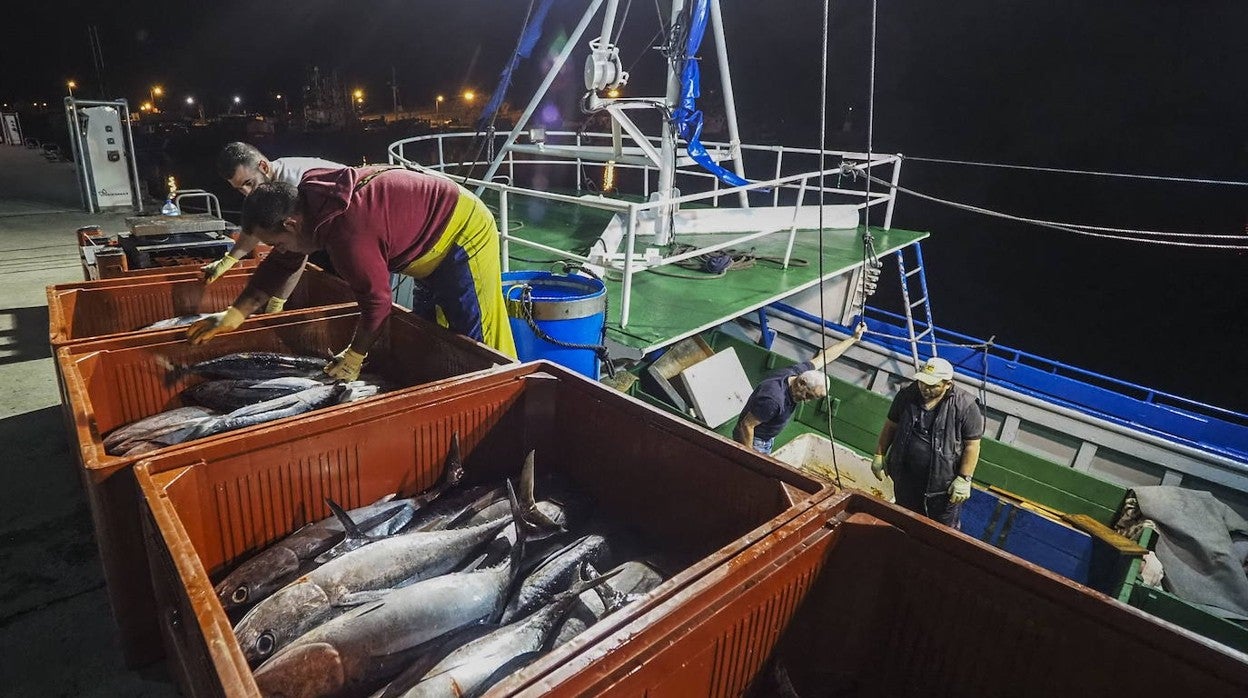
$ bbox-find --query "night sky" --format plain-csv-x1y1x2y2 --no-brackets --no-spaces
3,1,1246,411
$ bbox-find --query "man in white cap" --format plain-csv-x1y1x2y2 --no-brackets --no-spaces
871,356,984,528
734,323,866,454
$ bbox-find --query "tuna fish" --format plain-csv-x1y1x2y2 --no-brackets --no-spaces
252,487,535,698
500,534,610,623
139,313,216,331
233,505,518,666
103,406,220,456
183,376,327,412
213,497,417,616
393,567,621,698
552,560,667,646
313,434,468,564
184,352,328,380
186,383,347,440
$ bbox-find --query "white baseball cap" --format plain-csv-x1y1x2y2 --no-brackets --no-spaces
914,357,954,385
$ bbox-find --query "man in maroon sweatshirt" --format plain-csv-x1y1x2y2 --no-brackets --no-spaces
186,166,516,379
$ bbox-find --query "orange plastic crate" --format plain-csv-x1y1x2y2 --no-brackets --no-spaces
133,361,829,696
504,491,1248,696
47,266,355,347
58,308,512,667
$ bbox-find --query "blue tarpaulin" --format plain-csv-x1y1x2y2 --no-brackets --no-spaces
671,0,750,187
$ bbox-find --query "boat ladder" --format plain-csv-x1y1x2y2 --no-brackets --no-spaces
894,242,938,369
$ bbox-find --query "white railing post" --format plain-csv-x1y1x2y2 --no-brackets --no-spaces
620,205,638,328
883,154,903,230
782,176,808,268
499,189,510,273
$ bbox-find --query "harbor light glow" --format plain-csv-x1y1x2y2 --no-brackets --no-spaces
462,90,475,102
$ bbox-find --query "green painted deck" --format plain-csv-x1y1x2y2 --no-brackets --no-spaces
492,194,926,353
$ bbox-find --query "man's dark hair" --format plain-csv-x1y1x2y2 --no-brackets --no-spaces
216,141,265,179
241,181,300,232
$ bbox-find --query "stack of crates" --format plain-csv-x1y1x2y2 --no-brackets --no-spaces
50,267,512,666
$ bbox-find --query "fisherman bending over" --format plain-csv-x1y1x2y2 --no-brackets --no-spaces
187,166,517,380
204,142,345,312
734,322,866,454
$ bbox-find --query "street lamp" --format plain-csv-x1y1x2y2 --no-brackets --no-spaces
185,96,194,105
150,85,163,110
67,80,77,97
462,90,475,103
435,95,444,113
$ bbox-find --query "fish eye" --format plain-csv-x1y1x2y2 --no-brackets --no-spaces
257,631,277,656
231,586,249,604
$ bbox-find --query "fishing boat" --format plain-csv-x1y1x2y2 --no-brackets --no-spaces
384,0,1248,654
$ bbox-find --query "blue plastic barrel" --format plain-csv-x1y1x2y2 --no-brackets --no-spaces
502,271,606,379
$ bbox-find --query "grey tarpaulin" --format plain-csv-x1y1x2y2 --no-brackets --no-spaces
1133,486,1248,621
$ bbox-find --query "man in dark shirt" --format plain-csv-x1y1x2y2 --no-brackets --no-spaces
734,323,865,454
186,167,517,379
872,357,984,528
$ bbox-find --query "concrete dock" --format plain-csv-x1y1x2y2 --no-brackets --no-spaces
0,144,179,696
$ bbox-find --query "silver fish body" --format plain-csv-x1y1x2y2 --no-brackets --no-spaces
183,376,327,412
185,352,327,380
501,534,609,623
233,517,512,666
140,313,215,331
187,384,346,440
253,552,519,698
214,497,416,614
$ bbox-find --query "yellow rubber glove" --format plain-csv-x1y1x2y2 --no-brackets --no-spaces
324,348,366,382
264,296,287,314
202,254,240,283
186,306,245,345
948,475,973,504
871,454,886,481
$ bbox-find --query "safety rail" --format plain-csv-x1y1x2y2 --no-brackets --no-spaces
389,131,900,328
767,302,1248,465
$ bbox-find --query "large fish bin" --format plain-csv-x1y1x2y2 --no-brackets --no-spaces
132,360,830,697
506,490,1248,697
47,265,355,347
57,307,513,667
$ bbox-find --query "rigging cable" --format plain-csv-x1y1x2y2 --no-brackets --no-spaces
816,0,842,488
846,168,1248,250
904,156,1248,188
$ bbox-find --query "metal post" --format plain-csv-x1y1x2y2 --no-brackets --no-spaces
883,154,902,230
63,98,91,212
654,0,688,246
119,100,143,212
499,189,510,273
772,149,784,207
477,0,605,193
709,0,748,207
598,0,621,45
620,205,638,327
782,177,808,268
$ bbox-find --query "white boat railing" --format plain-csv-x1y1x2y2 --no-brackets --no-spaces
389,130,901,327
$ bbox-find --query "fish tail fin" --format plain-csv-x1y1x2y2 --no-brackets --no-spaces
444,432,465,486
313,501,406,564
518,450,566,537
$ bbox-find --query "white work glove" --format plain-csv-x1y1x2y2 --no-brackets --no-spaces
871,454,886,481
325,348,367,382
948,475,973,504
186,306,245,345
202,254,240,283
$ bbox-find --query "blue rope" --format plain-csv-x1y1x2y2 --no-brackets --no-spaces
477,0,556,130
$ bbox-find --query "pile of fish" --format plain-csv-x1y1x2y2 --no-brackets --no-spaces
215,440,668,698
103,352,385,456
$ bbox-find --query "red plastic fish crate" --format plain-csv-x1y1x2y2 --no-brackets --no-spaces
57,308,512,667
132,361,830,697
47,266,356,347
500,491,1248,697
